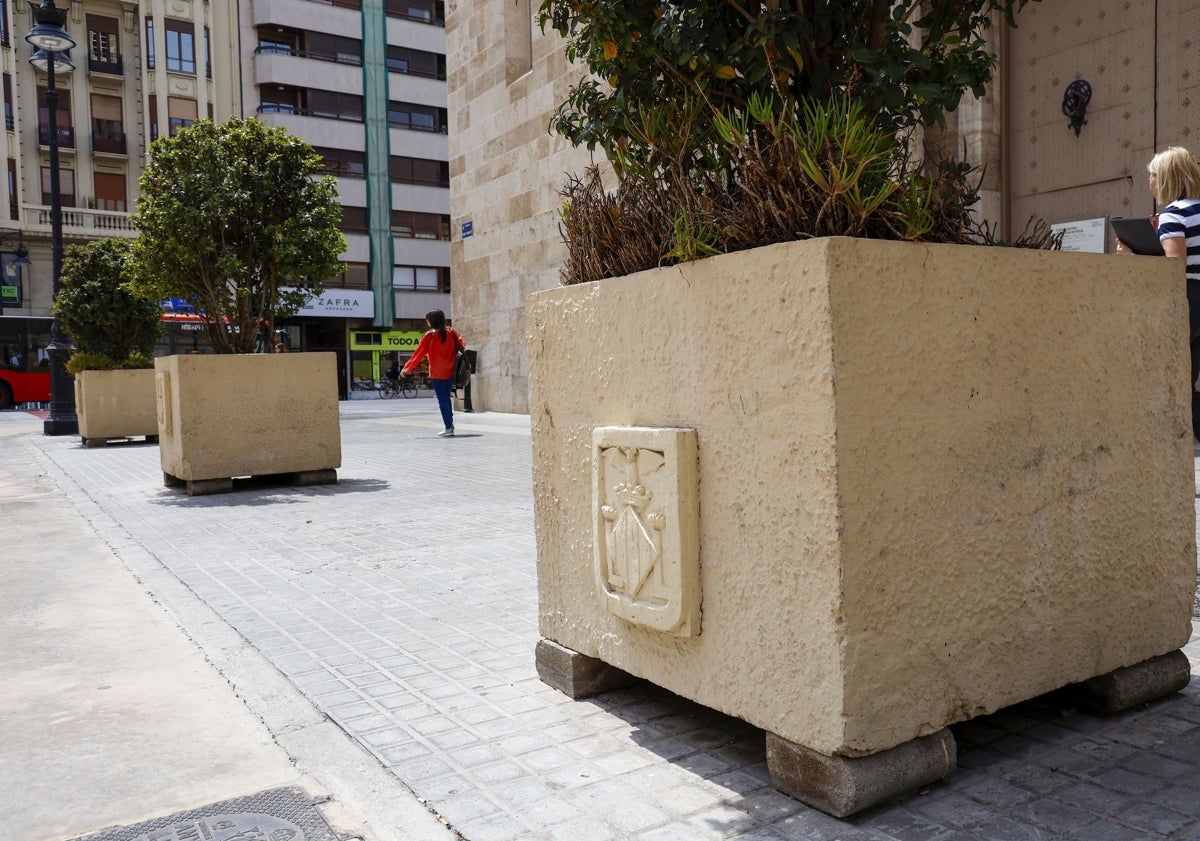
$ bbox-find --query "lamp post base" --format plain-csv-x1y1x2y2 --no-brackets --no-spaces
43,415,78,436
42,336,76,436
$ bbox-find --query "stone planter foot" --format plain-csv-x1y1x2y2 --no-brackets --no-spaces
766,728,956,818
82,435,158,448
535,638,639,699
163,469,338,496
285,468,338,487
1070,649,1192,715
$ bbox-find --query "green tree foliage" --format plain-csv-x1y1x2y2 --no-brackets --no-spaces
54,237,162,369
130,118,345,354
540,1,1034,166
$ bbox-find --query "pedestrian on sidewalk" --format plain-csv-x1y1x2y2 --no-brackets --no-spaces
1116,146,1200,440
402,309,465,437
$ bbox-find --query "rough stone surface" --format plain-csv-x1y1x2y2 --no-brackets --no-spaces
527,237,1196,757
1072,650,1192,715
766,728,957,818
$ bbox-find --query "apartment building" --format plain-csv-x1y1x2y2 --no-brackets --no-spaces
1,0,451,396
240,0,452,390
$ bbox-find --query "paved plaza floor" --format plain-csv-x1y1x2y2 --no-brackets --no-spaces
2,400,1199,841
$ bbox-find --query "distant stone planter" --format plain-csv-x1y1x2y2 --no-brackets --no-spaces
527,237,1196,817
75,368,159,447
155,353,341,495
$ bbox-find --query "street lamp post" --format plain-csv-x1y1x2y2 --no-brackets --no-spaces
0,231,32,317
27,0,76,435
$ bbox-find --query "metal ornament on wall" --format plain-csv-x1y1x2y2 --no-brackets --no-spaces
1062,79,1091,137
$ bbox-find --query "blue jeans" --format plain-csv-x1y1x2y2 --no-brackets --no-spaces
431,378,454,430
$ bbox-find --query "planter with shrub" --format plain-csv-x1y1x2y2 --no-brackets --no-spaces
130,118,345,495
54,238,162,446
526,0,1195,817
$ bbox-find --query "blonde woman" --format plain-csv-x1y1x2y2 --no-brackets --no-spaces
1117,147,1200,439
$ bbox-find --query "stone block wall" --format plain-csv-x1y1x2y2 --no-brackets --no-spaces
447,0,596,414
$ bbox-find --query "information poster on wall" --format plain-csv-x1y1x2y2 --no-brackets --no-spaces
1050,218,1106,253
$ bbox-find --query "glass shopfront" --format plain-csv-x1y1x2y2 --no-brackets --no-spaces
349,329,425,393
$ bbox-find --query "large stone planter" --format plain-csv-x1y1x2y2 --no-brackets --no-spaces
75,368,158,446
155,353,341,495
527,237,1196,816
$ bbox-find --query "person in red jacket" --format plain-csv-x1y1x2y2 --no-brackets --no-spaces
402,309,465,437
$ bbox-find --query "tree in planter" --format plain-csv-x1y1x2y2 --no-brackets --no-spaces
538,0,1053,284
54,237,162,373
130,118,345,354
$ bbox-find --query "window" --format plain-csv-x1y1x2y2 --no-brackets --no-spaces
94,172,126,211
164,19,195,74
387,101,445,133
167,96,197,136
309,90,363,122
386,45,443,79
145,17,154,70
256,27,299,56
385,0,444,25
308,32,361,65
87,15,121,74
41,166,75,207
91,94,125,154
341,206,368,233
259,86,301,115
204,27,211,78
327,262,369,288
37,86,73,148
148,94,158,141
391,211,449,240
393,265,447,291
389,155,448,187
7,159,17,221
316,147,366,178
2,74,12,131
0,0,9,47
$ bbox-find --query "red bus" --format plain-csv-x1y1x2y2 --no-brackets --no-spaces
0,316,52,410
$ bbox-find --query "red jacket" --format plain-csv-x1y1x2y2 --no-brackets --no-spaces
402,328,464,380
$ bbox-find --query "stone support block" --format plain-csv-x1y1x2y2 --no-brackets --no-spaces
1071,649,1192,715
535,638,638,699
766,728,957,818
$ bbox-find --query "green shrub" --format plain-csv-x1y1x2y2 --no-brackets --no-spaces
54,238,162,370
540,1,1060,285
65,351,119,375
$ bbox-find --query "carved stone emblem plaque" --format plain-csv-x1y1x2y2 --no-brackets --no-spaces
593,426,700,636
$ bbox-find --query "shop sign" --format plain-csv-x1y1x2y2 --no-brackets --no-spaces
287,287,375,318
350,330,425,351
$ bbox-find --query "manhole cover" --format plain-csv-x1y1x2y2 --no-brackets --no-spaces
69,786,338,841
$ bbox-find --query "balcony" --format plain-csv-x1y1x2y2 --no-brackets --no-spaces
37,125,76,149
22,203,136,239
92,131,127,155
88,54,124,76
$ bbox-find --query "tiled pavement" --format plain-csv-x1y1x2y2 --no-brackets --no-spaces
10,400,1200,841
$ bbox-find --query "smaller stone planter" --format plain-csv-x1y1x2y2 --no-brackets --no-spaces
155,353,341,495
75,369,158,447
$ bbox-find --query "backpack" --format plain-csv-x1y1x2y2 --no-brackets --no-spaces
452,331,471,391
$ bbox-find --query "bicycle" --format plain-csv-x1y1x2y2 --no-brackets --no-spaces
378,376,418,399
